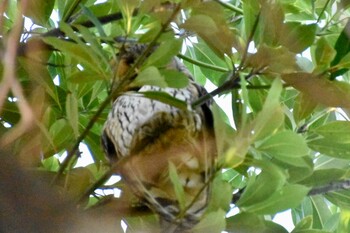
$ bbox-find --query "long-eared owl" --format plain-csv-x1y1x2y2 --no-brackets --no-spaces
101,43,216,232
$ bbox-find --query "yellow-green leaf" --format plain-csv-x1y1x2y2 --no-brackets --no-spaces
168,162,186,211
131,66,167,87
282,72,350,108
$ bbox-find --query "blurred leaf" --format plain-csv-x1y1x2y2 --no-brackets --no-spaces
337,209,350,233
45,119,74,155
314,37,336,67
237,161,287,208
252,79,284,141
326,190,350,209
66,93,79,138
144,39,182,68
139,91,188,110
117,0,140,33
260,0,284,46
168,162,186,211
181,14,234,57
74,2,113,24
207,176,233,211
131,66,167,87
299,169,346,187
65,167,94,200
68,70,105,83
61,0,88,22
293,215,313,231
226,212,288,233
282,73,350,108
193,209,226,233
292,229,332,233
241,184,310,215
330,20,350,79
242,0,260,41
160,70,189,88
246,44,297,73
310,121,350,143
293,93,318,123
258,131,309,158
310,195,334,229
25,0,55,25
43,37,104,76
308,138,350,159
280,23,317,53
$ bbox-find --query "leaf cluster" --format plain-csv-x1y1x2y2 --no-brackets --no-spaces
1,0,350,232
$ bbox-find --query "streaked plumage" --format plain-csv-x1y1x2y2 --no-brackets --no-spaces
102,44,216,232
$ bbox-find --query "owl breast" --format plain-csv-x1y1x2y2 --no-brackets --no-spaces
103,84,204,160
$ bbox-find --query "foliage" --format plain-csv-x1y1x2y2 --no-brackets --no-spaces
1,0,350,232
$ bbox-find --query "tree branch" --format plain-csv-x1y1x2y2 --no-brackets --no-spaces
308,179,350,196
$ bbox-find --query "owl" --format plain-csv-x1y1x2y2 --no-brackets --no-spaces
102,43,216,232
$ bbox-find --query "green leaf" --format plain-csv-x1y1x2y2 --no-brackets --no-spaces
207,176,233,211
337,209,350,232
181,14,234,57
293,216,313,231
25,0,55,25
68,70,105,83
131,66,167,87
237,161,287,208
117,0,140,33
299,169,346,187
292,230,332,233
311,121,350,144
258,131,309,158
242,0,261,41
144,39,182,68
252,79,284,141
330,20,350,79
326,190,350,209
246,44,297,73
310,195,334,229
79,4,107,37
226,213,288,233
308,138,350,159
293,93,318,123
138,91,188,110
47,119,74,154
160,70,189,88
242,184,310,215
280,23,317,53
168,162,186,211
66,93,79,138
282,73,350,108
314,37,336,67
42,37,103,75
61,0,88,22
193,209,226,233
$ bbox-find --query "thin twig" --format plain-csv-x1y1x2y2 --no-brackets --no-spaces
316,0,331,24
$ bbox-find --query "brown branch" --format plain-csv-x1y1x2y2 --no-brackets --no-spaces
0,0,35,146
308,179,350,196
